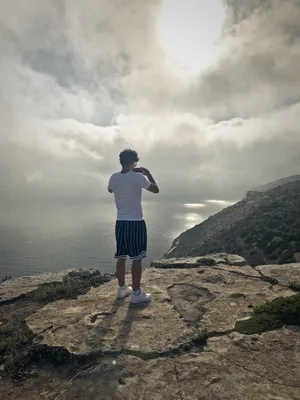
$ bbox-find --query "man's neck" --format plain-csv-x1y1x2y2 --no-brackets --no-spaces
121,167,131,174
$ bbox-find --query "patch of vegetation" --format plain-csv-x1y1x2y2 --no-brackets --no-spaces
4,343,100,382
278,248,295,264
235,315,283,335
0,271,112,381
191,329,208,347
196,258,217,266
260,275,279,285
289,281,300,292
0,323,35,379
295,242,300,252
26,344,99,369
255,294,300,325
235,293,300,335
25,273,112,303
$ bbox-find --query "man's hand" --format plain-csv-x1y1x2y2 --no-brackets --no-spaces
141,167,149,175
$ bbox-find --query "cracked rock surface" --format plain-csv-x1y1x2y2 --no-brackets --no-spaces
60,327,300,400
1,255,300,399
25,261,294,349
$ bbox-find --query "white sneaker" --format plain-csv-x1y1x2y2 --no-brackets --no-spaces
116,285,132,299
130,289,152,304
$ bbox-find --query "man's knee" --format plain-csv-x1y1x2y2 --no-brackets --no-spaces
132,259,142,267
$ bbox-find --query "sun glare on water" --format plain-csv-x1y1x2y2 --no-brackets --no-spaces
158,0,225,73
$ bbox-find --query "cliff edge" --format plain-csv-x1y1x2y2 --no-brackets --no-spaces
1,256,300,400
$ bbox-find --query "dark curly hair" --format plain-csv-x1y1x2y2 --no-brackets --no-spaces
119,149,139,166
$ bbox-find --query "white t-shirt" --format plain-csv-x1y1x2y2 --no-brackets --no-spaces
108,171,151,221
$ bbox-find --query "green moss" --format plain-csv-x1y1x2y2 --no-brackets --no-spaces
235,315,283,335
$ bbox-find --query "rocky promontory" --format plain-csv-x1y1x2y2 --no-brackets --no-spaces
1,255,300,399
165,181,300,266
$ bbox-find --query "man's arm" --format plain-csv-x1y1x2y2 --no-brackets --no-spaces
141,168,159,194
108,176,113,193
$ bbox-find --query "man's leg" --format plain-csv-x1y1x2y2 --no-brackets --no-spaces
131,258,142,292
130,256,151,303
115,221,132,299
129,221,151,303
115,258,126,287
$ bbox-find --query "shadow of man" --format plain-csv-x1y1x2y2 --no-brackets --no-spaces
116,302,151,349
65,300,152,400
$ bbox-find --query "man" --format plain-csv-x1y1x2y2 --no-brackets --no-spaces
108,149,159,304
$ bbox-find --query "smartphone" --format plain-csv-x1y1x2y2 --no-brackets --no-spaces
133,167,142,173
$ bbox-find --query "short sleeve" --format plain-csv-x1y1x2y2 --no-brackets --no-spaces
108,175,113,190
137,173,151,189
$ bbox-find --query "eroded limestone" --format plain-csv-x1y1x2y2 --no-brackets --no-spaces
26,265,294,355
15,328,299,400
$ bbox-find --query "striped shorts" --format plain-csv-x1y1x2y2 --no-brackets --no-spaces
114,220,147,260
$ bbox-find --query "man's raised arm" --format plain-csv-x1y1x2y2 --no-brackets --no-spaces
141,168,159,194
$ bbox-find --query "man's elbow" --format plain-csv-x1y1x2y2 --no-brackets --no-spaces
147,184,159,194
151,186,160,194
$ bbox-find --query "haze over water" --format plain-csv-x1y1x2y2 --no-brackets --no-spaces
0,200,232,277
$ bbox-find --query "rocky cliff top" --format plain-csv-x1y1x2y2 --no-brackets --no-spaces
165,180,300,266
1,255,300,399
252,174,300,193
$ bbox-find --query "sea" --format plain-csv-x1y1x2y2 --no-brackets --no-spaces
0,200,233,277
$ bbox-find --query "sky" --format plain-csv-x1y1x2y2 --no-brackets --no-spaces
1,0,300,205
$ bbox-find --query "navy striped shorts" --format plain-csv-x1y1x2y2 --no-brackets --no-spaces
114,220,147,260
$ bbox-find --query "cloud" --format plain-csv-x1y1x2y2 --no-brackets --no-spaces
0,0,300,207
193,0,300,118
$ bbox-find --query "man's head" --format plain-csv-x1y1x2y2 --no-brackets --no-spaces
119,149,139,169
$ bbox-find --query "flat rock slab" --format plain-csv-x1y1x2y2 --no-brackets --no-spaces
257,263,300,286
0,271,70,303
16,327,299,400
26,266,294,355
26,275,197,355
152,253,249,268
151,254,259,278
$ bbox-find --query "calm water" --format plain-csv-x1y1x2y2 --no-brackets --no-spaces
0,200,231,277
